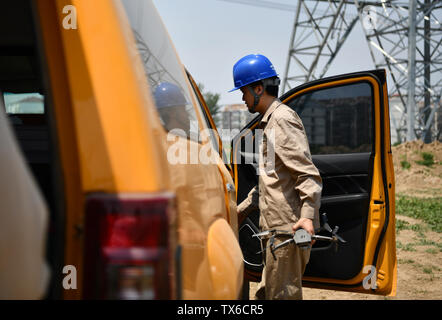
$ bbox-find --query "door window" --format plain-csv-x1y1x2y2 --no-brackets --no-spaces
3,92,44,114
286,82,373,155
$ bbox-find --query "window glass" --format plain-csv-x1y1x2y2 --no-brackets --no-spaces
121,0,199,140
3,92,44,114
287,82,373,154
187,75,221,152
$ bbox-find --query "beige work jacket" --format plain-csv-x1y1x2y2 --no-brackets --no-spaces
238,99,322,231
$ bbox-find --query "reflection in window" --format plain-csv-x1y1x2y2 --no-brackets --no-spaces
288,82,373,154
122,0,198,139
3,92,44,114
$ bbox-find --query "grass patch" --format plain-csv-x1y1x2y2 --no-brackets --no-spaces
416,239,437,246
425,248,438,254
415,152,435,167
397,242,416,251
396,195,442,233
400,154,411,169
411,224,427,233
401,160,411,169
398,258,415,264
396,219,410,233
423,267,433,274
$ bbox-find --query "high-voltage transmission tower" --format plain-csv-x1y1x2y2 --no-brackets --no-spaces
217,0,441,142
280,0,442,142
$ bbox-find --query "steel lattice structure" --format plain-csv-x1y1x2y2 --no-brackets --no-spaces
281,0,442,142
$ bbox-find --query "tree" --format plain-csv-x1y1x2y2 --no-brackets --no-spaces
198,83,221,127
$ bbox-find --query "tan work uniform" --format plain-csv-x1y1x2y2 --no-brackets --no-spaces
238,99,322,300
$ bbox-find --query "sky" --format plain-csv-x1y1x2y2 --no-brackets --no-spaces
152,0,377,106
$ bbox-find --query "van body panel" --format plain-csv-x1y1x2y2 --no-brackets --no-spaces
31,0,243,299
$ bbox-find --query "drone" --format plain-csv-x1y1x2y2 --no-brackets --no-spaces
252,213,347,260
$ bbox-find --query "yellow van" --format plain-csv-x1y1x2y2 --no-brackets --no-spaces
0,0,242,299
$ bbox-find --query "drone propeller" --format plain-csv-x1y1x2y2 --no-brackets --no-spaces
253,230,271,238
321,213,333,233
331,225,347,243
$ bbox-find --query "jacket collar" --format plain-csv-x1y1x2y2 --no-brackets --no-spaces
261,99,282,124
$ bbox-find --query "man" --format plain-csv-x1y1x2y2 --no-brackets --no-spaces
153,82,191,135
229,54,322,300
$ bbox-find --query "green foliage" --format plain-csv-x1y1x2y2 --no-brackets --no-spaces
396,242,416,251
423,266,433,274
396,219,410,233
396,195,442,233
398,258,414,264
410,223,427,233
197,83,221,127
400,154,411,169
400,160,411,169
416,239,437,246
415,152,435,167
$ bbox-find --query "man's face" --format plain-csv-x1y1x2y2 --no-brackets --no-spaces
240,86,254,112
159,105,190,133
240,85,264,113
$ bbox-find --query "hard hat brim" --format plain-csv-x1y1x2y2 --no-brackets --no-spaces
228,86,242,93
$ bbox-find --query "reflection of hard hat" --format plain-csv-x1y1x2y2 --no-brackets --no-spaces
229,54,278,92
153,82,188,108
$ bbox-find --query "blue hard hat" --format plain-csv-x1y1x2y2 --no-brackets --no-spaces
154,82,188,108
229,54,278,92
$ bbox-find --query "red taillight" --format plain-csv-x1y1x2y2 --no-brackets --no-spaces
83,193,175,299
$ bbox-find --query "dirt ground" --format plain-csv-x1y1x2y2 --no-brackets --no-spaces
392,140,442,197
249,140,442,300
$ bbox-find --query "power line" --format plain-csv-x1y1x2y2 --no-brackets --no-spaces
216,0,357,18
216,0,297,12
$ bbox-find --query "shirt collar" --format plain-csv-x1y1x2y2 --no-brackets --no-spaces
261,99,282,124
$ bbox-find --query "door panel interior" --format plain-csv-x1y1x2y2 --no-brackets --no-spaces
305,153,372,280
233,122,263,276
236,151,373,279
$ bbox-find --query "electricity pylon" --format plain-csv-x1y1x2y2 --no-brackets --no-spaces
281,0,442,142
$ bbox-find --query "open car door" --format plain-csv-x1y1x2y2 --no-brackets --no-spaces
232,70,397,296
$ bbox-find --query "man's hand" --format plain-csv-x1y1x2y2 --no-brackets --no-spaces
292,218,316,245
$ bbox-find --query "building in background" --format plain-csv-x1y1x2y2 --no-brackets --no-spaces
389,95,442,144
220,104,257,132
218,104,257,159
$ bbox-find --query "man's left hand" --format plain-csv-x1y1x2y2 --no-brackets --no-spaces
292,218,316,245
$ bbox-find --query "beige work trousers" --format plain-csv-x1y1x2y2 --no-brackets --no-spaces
254,238,311,300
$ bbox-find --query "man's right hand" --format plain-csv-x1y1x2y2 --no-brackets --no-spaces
292,218,316,246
